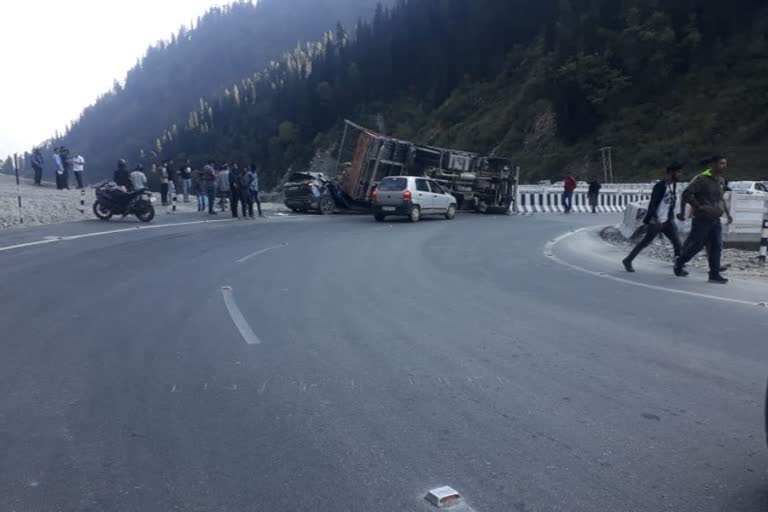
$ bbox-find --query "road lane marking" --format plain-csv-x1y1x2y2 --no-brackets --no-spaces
221,286,262,345
0,215,315,255
545,228,760,308
237,242,288,263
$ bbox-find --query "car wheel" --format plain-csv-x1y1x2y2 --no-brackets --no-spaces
445,204,457,220
319,196,335,215
374,213,386,222
409,205,421,223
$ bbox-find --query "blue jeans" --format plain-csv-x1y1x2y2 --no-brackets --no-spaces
562,191,574,213
197,192,208,211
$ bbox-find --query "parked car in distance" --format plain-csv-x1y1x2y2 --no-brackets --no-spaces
372,176,457,223
728,181,768,196
283,172,339,215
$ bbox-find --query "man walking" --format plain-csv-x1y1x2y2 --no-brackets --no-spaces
248,165,264,218
181,160,193,203
674,156,733,284
130,164,147,191
202,160,217,215
31,148,44,185
562,175,577,213
587,178,601,214
72,154,85,189
622,163,683,273
216,164,231,213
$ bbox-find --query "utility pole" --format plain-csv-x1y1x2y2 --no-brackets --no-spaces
600,147,614,183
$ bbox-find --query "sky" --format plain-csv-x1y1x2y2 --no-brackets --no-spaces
0,0,225,158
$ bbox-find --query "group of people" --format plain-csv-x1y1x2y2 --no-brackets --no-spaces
112,159,264,219
622,156,732,284
195,161,264,219
30,147,86,189
560,175,603,214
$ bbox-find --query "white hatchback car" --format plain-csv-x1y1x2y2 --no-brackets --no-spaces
729,181,768,196
371,176,457,222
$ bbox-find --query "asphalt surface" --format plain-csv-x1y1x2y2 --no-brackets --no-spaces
1,212,766,511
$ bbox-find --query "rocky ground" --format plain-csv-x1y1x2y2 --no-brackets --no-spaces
601,225,768,280
0,174,288,229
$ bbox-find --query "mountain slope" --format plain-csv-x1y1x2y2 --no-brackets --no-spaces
52,0,388,179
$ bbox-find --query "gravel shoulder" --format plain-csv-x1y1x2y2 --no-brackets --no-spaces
601,224,768,281
0,174,287,229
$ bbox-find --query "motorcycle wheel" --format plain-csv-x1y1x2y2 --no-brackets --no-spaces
135,202,156,223
93,200,113,220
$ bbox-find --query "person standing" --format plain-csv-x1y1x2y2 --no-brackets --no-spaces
674,156,733,284
248,165,263,218
622,164,683,273
159,160,170,205
215,164,231,213
31,148,44,185
562,175,577,214
238,165,255,219
130,164,147,191
53,148,65,189
587,178,601,214
228,164,242,219
181,160,193,203
72,154,85,189
60,147,71,189
114,159,132,190
202,160,217,215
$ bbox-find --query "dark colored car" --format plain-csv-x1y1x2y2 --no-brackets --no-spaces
283,172,339,215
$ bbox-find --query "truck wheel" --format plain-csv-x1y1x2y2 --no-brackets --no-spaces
319,196,335,215
409,205,421,223
445,204,457,220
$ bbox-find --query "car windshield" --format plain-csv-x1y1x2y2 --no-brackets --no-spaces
729,182,753,191
377,178,407,191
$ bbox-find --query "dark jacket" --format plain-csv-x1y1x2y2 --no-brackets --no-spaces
114,167,132,190
682,170,726,221
32,152,44,170
643,180,676,224
588,181,601,195
228,169,241,192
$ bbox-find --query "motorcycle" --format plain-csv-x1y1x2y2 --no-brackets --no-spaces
93,181,156,223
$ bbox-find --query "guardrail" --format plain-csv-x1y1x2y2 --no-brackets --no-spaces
516,189,651,214
619,194,768,247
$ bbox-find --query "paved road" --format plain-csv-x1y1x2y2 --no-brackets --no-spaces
0,213,766,511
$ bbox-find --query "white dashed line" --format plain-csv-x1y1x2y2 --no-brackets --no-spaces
221,286,262,345
237,242,288,263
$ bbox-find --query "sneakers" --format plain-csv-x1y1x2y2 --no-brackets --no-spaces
622,258,635,273
673,264,689,277
708,274,729,284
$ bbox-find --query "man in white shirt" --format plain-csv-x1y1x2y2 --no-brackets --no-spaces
623,163,684,273
72,154,85,189
130,165,148,191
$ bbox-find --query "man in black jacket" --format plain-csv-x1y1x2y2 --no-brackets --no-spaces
114,159,132,190
622,163,683,273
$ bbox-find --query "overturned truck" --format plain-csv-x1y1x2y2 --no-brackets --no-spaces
334,120,514,214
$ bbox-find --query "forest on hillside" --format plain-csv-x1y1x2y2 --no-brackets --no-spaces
12,0,765,187
149,0,768,186
32,0,387,179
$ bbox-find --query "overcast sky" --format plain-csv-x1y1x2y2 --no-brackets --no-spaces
0,0,225,158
